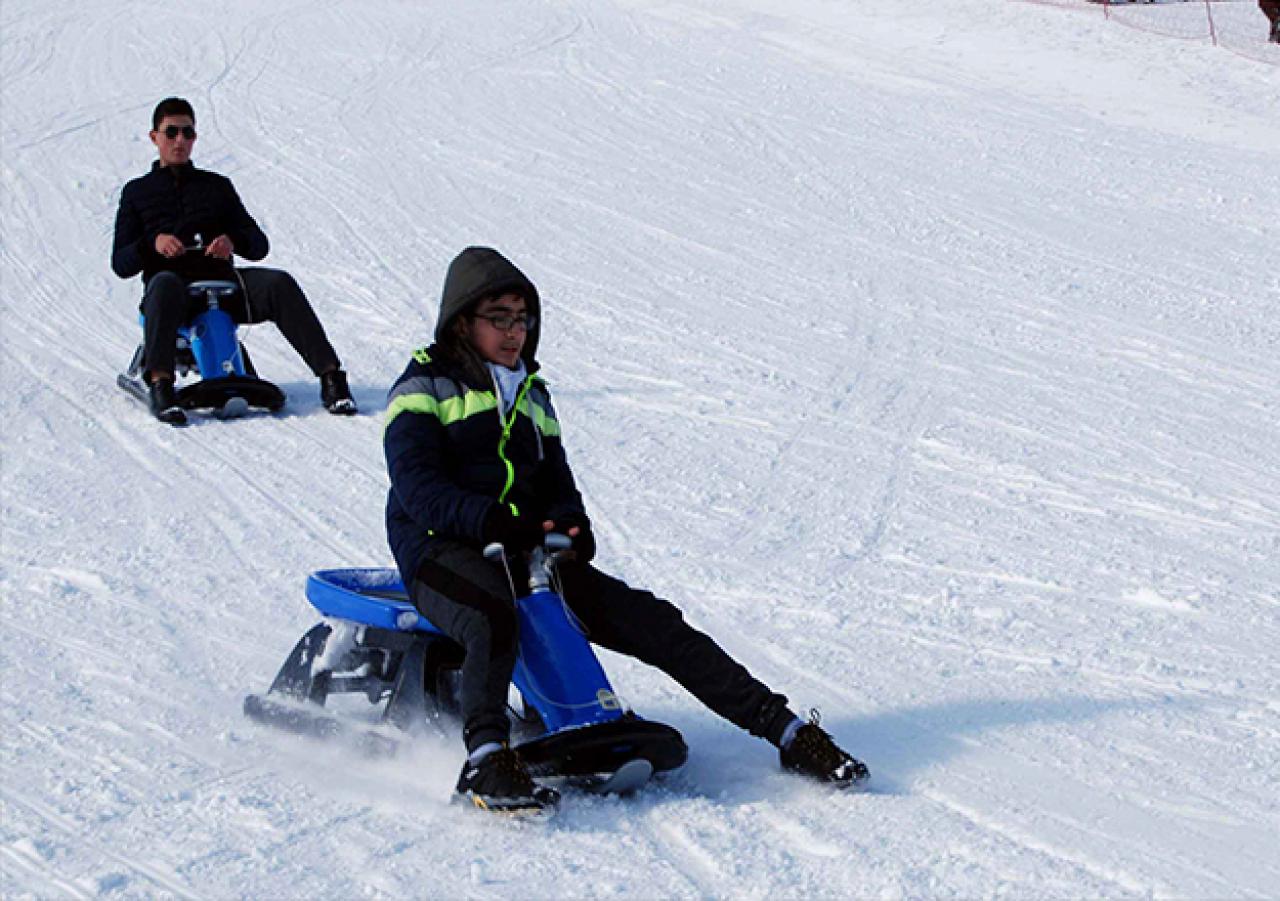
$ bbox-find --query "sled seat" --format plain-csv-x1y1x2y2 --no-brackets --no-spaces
306,568,444,635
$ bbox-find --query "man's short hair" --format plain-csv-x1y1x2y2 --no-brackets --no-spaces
152,97,195,130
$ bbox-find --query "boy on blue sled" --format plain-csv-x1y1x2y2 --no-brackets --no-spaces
385,246,869,814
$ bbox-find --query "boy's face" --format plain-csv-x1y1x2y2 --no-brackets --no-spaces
465,293,529,370
150,115,196,167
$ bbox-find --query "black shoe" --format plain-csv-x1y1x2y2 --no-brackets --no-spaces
455,746,560,815
320,369,357,415
148,378,187,426
779,711,870,789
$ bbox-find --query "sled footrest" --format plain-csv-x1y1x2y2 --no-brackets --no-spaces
176,375,284,412
518,715,688,779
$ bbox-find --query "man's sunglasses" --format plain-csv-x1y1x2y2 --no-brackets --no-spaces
160,125,197,140
474,312,535,332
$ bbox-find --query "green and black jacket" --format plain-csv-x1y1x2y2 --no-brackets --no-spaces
383,247,586,583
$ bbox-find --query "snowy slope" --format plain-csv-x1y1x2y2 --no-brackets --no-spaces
3,0,1279,896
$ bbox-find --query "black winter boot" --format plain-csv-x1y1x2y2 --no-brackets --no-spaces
455,746,560,815
148,378,187,426
320,369,357,415
779,711,870,790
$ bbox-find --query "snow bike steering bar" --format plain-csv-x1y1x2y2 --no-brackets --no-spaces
483,532,573,591
187,280,239,311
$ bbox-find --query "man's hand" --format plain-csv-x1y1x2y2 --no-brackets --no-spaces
204,234,234,259
154,234,185,258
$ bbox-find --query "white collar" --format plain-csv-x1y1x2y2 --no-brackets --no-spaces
488,359,528,414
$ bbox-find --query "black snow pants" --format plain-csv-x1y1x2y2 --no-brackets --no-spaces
408,541,792,753
139,268,341,379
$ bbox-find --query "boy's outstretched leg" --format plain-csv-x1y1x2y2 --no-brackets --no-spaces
559,564,869,788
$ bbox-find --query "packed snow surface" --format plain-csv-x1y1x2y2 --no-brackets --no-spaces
3,0,1278,897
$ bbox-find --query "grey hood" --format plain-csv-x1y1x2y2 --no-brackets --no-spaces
435,246,542,365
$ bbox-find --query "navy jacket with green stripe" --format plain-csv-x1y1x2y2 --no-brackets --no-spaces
383,343,587,584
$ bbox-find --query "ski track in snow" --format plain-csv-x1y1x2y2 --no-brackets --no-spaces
3,0,1279,896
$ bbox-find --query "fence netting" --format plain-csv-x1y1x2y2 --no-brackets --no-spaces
1017,0,1279,63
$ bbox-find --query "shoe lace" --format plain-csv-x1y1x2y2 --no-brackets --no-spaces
793,709,845,769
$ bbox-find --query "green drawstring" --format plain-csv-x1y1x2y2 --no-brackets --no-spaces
495,376,535,507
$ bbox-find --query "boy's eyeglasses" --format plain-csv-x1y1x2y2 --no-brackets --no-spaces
474,313,534,332
161,125,197,140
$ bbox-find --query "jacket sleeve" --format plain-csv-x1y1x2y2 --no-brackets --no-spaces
385,403,496,542
111,183,152,279
221,178,269,261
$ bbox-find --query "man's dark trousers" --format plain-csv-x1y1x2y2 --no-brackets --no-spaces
140,268,341,378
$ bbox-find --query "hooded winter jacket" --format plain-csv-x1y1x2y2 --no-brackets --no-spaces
384,247,587,583
112,161,269,286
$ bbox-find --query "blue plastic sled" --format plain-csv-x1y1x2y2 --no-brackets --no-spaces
118,280,285,417
243,538,687,792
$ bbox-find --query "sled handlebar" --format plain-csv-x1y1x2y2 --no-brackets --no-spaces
482,532,573,591
186,279,239,311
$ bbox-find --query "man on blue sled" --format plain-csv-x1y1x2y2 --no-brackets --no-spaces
112,97,356,424
385,246,870,814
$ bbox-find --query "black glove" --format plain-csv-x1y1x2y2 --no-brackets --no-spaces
481,505,546,553
550,512,596,564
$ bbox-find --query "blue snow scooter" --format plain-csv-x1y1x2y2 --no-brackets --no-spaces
244,534,689,793
118,278,285,418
